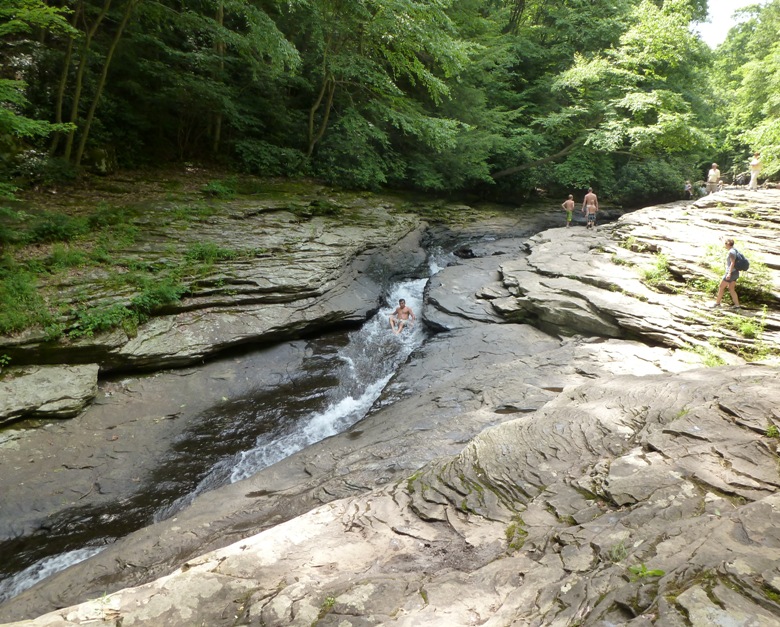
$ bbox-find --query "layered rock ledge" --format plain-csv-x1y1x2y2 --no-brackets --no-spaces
494,192,780,352
1,187,566,425
1,189,780,626
0,365,98,426
13,366,780,627
0,198,426,373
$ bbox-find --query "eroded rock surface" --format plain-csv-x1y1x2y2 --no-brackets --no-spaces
0,365,99,426
3,180,459,371
7,366,780,626
0,193,564,423
494,193,780,353
1,189,780,626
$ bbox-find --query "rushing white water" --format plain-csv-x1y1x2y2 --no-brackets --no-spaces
0,547,104,605
0,243,461,607
231,278,427,481
0,280,429,605
427,244,454,276
154,278,428,521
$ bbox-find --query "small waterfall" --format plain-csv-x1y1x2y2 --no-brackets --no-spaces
0,281,429,605
0,235,480,608
154,278,428,521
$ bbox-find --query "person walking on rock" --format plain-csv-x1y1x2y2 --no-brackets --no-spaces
581,187,599,230
561,194,575,227
749,152,761,191
711,238,740,309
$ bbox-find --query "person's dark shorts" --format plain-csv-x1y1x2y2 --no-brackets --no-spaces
722,271,739,282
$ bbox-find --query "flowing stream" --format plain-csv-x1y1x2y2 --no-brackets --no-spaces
154,278,429,521
0,278,431,605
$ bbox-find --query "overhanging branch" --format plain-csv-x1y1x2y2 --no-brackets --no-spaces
491,138,582,179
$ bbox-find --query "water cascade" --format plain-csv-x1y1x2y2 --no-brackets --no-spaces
0,279,429,605
154,278,428,520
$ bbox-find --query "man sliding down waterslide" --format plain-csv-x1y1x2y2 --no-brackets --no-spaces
389,299,416,334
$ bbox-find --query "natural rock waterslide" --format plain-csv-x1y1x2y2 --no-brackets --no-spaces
1,188,780,625
0,186,567,605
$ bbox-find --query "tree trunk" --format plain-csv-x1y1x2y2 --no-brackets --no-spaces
75,0,138,166
505,0,526,34
49,37,74,156
212,0,225,155
306,76,335,158
50,4,82,157
63,0,112,162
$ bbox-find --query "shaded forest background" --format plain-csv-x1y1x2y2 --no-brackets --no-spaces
2,0,779,205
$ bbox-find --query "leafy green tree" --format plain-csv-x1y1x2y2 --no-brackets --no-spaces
400,0,640,196
277,0,475,188
718,1,780,178
0,0,726,203
79,0,301,164
0,0,75,192
504,0,714,201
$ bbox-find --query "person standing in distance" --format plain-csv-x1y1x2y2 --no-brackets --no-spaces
749,152,761,191
706,163,720,194
561,194,575,227
711,238,740,309
581,187,599,230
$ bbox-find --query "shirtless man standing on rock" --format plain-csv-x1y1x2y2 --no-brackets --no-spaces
389,298,415,334
582,187,599,230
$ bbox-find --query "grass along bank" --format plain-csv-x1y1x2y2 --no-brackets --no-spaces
0,175,308,341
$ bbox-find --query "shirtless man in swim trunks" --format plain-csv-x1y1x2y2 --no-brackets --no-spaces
581,187,599,230
389,298,416,334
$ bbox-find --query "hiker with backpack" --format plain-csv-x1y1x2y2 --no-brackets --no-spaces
711,237,748,309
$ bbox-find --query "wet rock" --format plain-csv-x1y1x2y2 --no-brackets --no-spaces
423,255,509,329
0,238,714,623
0,340,331,574
0,203,427,374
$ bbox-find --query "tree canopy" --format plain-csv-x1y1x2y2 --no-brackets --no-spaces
714,1,780,180
1,0,777,204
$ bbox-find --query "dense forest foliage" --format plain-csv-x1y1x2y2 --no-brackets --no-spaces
1,0,778,204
